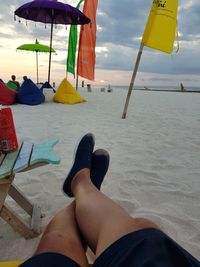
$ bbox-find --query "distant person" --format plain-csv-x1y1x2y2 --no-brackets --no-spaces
11,75,20,88
20,133,200,267
23,76,28,81
107,84,112,92
180,83,185,92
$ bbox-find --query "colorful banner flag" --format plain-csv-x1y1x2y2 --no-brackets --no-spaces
77,0,98,81
142,0,178,54
66,0,83,77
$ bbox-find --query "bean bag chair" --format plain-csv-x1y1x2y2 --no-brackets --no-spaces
40,81,55,93
17,79,45,105
53,78,86,104
6,81,19,92
0,82,16,105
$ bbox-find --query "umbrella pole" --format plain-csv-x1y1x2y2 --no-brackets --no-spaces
36,51,39,84
48,22,54,83
121,43,144,119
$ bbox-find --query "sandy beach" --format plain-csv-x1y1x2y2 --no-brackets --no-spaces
0,88,200,261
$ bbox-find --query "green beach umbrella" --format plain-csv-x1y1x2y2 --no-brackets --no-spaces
17,39,56,84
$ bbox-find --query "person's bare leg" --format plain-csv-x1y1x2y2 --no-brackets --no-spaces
35,201,89,267
71,169,160,258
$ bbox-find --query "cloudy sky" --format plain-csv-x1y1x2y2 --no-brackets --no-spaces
0,0,200,87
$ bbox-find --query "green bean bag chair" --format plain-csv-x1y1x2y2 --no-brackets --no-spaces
7,81,19,92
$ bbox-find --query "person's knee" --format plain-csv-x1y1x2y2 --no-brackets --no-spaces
45,230,68,240
35,230,90,267
131,217,160,231
36,230,77,253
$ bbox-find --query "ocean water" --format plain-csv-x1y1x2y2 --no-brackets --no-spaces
91,85,200,93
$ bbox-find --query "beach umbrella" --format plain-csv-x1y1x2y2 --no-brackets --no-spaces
17,39,56,84
14,0,90,84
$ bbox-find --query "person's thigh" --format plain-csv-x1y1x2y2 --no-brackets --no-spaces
33,230,90,267
29,204,90,267
93,228,200,267
95,217,159,257
19,252,81,267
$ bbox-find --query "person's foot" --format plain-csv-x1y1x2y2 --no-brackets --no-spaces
91,149,110,190
63,133,95,197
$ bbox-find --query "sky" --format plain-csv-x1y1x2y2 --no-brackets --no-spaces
0,0,200,87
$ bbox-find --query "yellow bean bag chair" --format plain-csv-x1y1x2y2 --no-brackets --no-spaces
53,78,86,104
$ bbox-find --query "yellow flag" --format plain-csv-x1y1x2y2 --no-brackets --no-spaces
142,0,178,54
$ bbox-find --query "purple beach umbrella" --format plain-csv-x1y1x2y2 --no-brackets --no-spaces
15,0,90,83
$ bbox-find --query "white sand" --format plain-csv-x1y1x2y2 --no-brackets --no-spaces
0,89,200,261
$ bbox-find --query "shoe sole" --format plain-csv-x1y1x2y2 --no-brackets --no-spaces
91,149,110,190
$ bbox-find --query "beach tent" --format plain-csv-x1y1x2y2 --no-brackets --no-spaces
53,78,86,104
17,79,45,105
6,81,19,92
0,82,16,105
40,81,55,93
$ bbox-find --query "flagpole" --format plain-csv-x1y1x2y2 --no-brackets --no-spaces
76,75,79,91
36,51,39,84
122,42,144,119
48,22,54,84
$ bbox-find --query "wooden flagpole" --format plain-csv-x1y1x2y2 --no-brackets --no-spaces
76,75,79,91
122,42,144,119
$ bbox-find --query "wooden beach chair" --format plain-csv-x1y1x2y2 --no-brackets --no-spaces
0,260,22,267
0,139,60,239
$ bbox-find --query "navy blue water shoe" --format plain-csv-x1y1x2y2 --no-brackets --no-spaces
63,133,95,197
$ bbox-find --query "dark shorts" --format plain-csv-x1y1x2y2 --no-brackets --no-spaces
20,228,200,267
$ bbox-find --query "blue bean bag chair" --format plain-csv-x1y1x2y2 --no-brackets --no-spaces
17,79,45,105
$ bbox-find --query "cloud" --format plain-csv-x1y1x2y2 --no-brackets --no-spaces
1,0,200,85
97,0,149,47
